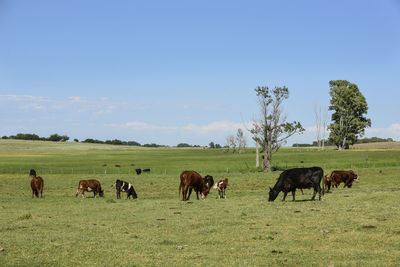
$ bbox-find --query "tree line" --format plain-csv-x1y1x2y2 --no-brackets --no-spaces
1,133,70,142
292,137,394,148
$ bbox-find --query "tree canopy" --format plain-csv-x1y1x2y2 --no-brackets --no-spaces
328,80,371,149
251,86,304,172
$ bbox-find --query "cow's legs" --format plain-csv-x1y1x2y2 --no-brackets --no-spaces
292,190,296,201
282,191,288,201
183,185,189,201
223,189,226,199
40,187,43,198
32,189,35,198
75,189,81,197
188,188,193,200
344,179,351,188
318,185,322,200
311,187,317,201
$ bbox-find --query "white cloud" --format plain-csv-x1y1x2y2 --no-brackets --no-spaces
365,123,400,140
125,121,177,131
183,120,247,133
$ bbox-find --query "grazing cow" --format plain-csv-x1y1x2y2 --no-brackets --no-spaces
268,167,324,202
142,168,151,173
75,179,104,198
327,170,359,191
323,174,337,193
213,178,228,199
203,175,214,190
135,168,142,175
29,169,37,177
31,176,44,198
114,179,138,199
179,171,209,201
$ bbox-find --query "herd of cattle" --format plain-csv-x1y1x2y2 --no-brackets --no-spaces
28,167,359,201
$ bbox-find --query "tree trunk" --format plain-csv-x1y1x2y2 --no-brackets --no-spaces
263,146,272,173
255,142,260,168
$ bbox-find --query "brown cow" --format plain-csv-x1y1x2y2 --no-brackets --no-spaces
213,178,228,199
323,174,337,193
325,170,359,193
75,179,104,198
179,171,209,201
31,176,44,198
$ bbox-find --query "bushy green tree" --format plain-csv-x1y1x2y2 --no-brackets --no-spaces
328,80,371,149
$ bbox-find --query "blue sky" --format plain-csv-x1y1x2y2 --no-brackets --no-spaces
1,0,399,146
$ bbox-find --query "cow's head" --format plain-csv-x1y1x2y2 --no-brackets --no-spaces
353,174,360,183
99,189,104,197
268,187,279,202
201,187,210,200
131,188,138,199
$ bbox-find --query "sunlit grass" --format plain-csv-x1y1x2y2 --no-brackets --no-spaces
0,140,400,266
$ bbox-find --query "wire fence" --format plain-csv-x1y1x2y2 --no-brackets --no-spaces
1,161,400,176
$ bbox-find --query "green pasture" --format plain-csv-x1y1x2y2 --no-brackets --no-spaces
0,140,400,266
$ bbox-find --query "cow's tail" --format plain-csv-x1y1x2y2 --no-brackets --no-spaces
321,169,325,196
178,183,182,198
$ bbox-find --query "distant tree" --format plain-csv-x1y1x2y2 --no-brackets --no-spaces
1,136,8,139
250,86,304,172
47,134,69,142
126,141,141,146
225,135,236,153
215,143,221,149
14,133,40,140
328,80,371,149
208,141,215,149
177,143,191,147
143,143,165,147
236,128,247,153
74,138,79,142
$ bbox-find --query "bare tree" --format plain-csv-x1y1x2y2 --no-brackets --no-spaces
249,122,261,167
314,104,322,150
250,86,304,172
315,104,329,151
321,108,328,150
225,135,236,153
236,128,247,153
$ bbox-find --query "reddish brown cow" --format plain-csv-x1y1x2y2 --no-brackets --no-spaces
31,176,44,198
325,170,359,193
75,179,104,198
213,178,228,199
179,171,209,201
323,174,337,193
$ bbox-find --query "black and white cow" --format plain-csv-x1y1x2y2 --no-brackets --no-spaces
268,167,323,202
114,179,138,199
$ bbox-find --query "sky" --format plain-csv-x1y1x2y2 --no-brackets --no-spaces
1,0,399,146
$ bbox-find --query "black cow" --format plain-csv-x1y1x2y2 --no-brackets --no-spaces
203,175,214,190
114,179,138,199
268,167,324,202
142,168,151,173
29,169,37,177
135,168,142,175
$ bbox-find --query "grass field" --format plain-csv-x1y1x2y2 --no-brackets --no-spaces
0,140,400,266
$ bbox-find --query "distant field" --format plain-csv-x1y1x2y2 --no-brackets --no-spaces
0,140,400,266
